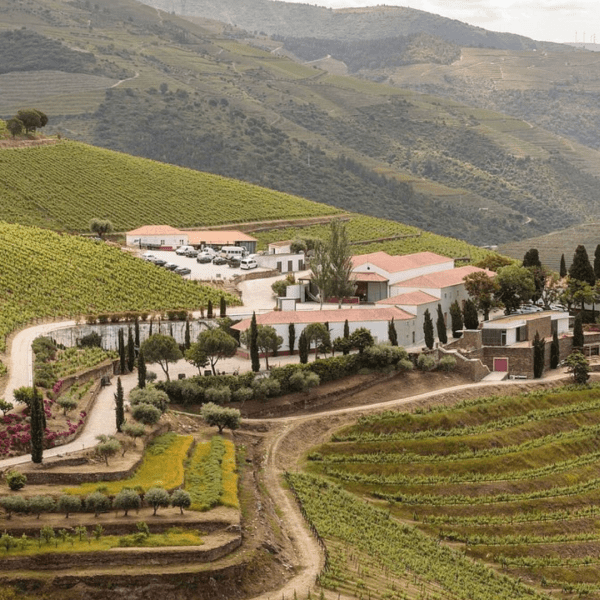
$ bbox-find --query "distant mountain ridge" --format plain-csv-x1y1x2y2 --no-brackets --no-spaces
143,0,567,50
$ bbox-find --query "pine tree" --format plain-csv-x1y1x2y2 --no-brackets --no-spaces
207,300,213,319
343,319,350,355
118,328,126,374
299,330,309,364
463,299,479,330
30,387,44,464
550,329,560,369
449,300,463,338
127,327,135,373
533,331,545,379
250,312,260,372
569,245,596,287
573,312,584,349
184,320,191,350
560,254,567,279
220,296,226,318
423,309,434,350
388,318,398,346
115,377,125,432
436,305,447,345
137,348,147,389
288,323,296,355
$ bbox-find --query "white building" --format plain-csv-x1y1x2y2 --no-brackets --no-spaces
256,252,306,273
126,225,187,250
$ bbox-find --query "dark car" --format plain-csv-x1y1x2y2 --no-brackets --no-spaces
164,262,178,271
228,258,241,268
196,254,212,264
185,249,198,258
212,256,228,266
174,266,191,275
152,258,167,266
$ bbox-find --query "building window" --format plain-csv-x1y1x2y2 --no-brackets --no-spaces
160,240,165,245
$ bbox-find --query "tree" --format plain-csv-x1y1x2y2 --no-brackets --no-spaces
250,313,260,372
184,320,191,350
449,300,463,338
113,489,141,516
96,435,120,465
85,491,111,518
129,386,169,413
89,218,114,240
436,305,447,345
327,219,355,307
304,323,331,359
115,377,125,433
463,271,498,320
220,296,227,318
423,309,434,350
0,496,27,519
311,239,331,309
140,334,183,381
135,318,141,349
57,395,78,416
550,329,560,369
195,328,237,375
5,470,26,491
0,399,13,417
494,264,535,314
30,387,44,464
118,328,126,374
387,318,398,346
6,117,23,138
255,325,283,369
569,245,596,287
201,402,241,433
29,495,55,519
298,330,309,364
289,323,296,355
171,489,192,515
560,254,567,279
350,327,374,354
207,300,213,318
13,386,34,408
58,495,81,518
522,248,542,269
573,312,584,349
132,403,161,425
564,351,590,385
137,348,147,389
145,487,170,516
272,280,288,297
185,342,209,374
474,255,514,272
122,422,146,446
127,327,135,373
533,331,545,379
594,245,600,280
16,108,47,133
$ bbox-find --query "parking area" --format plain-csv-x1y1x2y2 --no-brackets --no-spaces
139,249,271,281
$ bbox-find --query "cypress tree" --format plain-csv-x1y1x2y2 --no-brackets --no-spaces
115,377,125,432
388,318,398,346
30,387,44,464
595,245,600,280
184,320,191,350
559,254,567,279
299,330,308,364
569,245,596,287
134,318,140,350
288,323,296,355
220,297,226,318
463,299,479,330
118,328,126,374
149,319,153,336
573,312,584,349
423,309,434,350
550,329,560,369
450,300,463,338
435,304,447,345
533,331,545,379
343,319,350,355
207,300,213,319
250,312,260,372
137,348,147,389
127,327,135,373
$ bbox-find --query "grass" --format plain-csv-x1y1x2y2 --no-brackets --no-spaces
63,433,193,496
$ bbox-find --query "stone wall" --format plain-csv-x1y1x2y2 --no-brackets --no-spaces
437,348,489,382
526,315,552,342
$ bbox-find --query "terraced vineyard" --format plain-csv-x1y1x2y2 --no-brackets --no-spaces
306,385,600,598
0,222,240,352
253,214,493,262
0,140,340,232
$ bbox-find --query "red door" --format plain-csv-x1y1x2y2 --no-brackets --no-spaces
494,358,508,372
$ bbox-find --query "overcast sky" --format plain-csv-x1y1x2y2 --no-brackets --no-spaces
279,0,598,44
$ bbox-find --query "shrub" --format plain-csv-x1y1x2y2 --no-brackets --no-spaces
113,489,141,516
438,355,457,372
78,332,102,348
129,386,169,412
252,377,281,400
204,386,232,404
417,354,436,371
5,470,26,491
29,495,55,518
145,487,170,515
0,496,27,519
397,358,414,372
85,491,111,517
232,386,254,403
201,403,241,433
57,494,82,518
132,403,162,425
58,395,78,416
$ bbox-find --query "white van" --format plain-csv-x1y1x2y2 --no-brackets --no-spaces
175,245,195,256
240,257,257,270
220,246,246,260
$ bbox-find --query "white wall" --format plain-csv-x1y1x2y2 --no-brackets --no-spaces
126,233,188,248
257,253,306,273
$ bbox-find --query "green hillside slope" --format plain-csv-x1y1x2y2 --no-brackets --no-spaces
0,222,240,352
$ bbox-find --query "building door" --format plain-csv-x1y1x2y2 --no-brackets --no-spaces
494,358,509,372
288,260,293,272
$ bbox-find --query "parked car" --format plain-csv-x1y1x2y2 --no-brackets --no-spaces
164,262,178,270
213,256,228,266
185,249,198,258
152,258,167,266
141,252,156,261
196,254,213,264
228,259,241,268
175,245,195,256
240,257,258,270
174,266,191,275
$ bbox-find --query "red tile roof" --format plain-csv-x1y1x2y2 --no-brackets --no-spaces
352,251,452,274
232,307,414,331
187,230,257,245
377,291,439,306
350,272,389,282
126,225,184,236
393,266,494,290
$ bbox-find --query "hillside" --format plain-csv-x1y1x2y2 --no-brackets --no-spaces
0,221,240,352
2,0,600,247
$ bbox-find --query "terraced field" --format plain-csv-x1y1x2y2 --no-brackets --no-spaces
305,385,600,598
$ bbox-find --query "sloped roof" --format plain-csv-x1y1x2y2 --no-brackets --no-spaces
350,272,389,282
187,230,257,245
351,251,452,274
232,306,414,331
377,291,439,306
393,265,494,290
126,225,184,236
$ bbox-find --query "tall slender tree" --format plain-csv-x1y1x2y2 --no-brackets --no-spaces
423,309,434,350
463,299,479,330
184,319,191,350
343,319,350,355
559,254,567,279
127,327,135,373
533,331,545,379
436,305,447,345
299,330,309,364
137,348,147,389
118,328,126,374
30,387,44,464
250,312,260,372
595,245,600,280
550,329,560,369
569,245,596,287
449,300,463,338
207,300,213,319
388,318,398,346
115,377,125,432
288,323,296,355
220,297,226,318
134,318,140,350
327,219,355,308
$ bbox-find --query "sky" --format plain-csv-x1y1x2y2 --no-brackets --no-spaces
278,0,599,44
